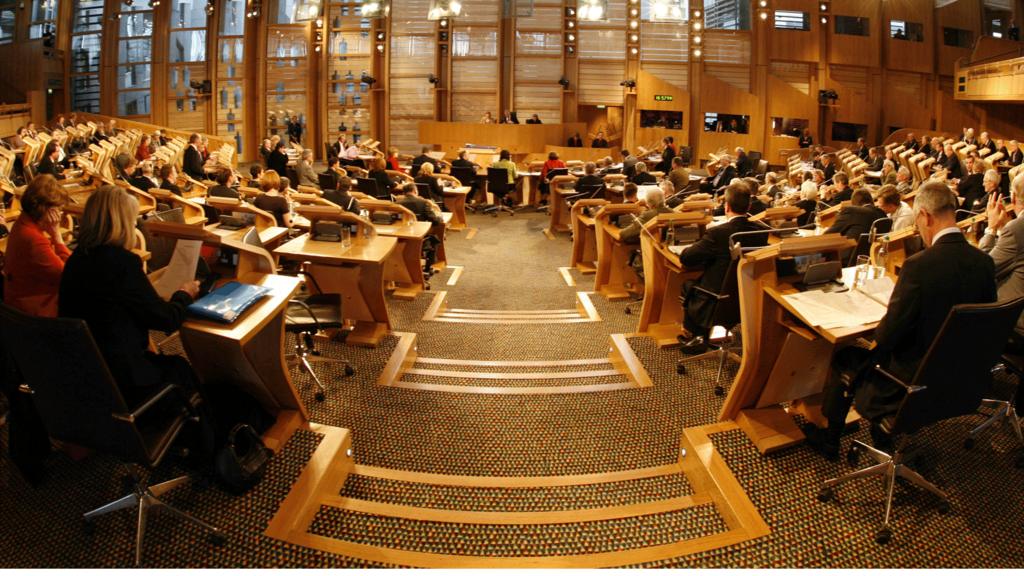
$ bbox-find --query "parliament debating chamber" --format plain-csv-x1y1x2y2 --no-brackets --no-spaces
1,0,1024,569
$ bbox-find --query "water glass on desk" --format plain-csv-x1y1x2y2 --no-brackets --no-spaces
853,255,883,288
341,226,351,248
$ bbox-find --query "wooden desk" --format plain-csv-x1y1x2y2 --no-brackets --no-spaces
543,175,578,237
442,186,469,230
570,199,608,274
274,232,398,347
636,212,713,347
375,221,433,300
719,234,863,454
418,121,587,157
593,204,644,300
205,223,290,249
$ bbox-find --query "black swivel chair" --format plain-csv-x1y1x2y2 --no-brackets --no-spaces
356,177,388,200
818,297,1024,544
240,228,354,402
450,165,480,213
964,352,1023,461
0,303,225,567
484,167,514,216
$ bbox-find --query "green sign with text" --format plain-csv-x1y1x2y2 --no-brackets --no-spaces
654,95,673,102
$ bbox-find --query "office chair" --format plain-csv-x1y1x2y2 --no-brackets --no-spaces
818,297,1024,544
356,176,388,200
449,165,480,213
484,167,514,216
0,303,225,567
239,228,354,402
964,352,1023,462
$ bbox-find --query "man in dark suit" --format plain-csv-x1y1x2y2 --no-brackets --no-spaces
574,162,604,193
734,147,753,178
35,141,63,179
853,137,870,161
322,176,361,213
451,150,477,170
678,183,768,354
183,133,206,181
956,162,987,214
700,155,737,195
655,137,676,174
410,146,433,178
824,188,887,241
821,153,837,185
805,181,997,459
824,172,853,205
395,183,443,226
940,143,963,180
265,141,289,179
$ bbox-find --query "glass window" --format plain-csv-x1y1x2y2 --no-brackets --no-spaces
117,2,153,117
118,90,151,116
117,64,151,89
220,0,245,35
70,0,103,112
217,0,245,156
70,33,101,72
72,0,103,32
704,112,749,133
943,27,973,48
640,110,683,129
28,0,59,39
71,75,100,112
0,5,16,44
170,0,208,28
641,0,688,22
831,121,867,141
834,15,869,36
889,20,924,42
771,117,809,137
119,12,155,36
704,0,750,30
774,10,809,31
118,39,153,63
170,30,207,62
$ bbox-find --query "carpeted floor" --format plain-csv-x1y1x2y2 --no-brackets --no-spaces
1,210,1021,567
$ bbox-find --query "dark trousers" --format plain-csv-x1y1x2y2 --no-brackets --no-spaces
820,346,906,446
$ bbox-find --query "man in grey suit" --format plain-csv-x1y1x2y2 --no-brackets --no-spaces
980,173,1024,339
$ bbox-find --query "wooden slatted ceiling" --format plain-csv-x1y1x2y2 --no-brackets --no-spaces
702,31,751,65
769,61,810,95
579,61,627,104
704,63,750,92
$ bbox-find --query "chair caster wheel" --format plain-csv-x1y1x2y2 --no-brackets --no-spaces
714,385,725,396
875,527,892,545
963,437,975,450
315,391,325,402
817,486,834,502
937,500,951,514
847,445,861,468
344,365,355,376
207,532,227,547
676,363,686,375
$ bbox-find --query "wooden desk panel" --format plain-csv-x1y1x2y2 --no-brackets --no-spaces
593,204,644,301
274,234,398,347
375,221,431,300
570,200,608,274
442,186,469,230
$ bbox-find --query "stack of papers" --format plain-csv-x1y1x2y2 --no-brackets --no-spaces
782,289,888,329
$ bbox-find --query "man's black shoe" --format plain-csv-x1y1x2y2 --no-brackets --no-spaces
801,423,839,462
678,335,709,355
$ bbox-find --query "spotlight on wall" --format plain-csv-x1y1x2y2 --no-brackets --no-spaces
428,74,440,85
818,89,839,105
558,76,570,89
361,73,377,85
205,0,215,15
619,79,636,88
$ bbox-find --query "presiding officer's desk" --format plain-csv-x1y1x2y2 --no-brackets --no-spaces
636,211,713,347
274,207,397,347
570,199,609,274
592,203,645,300
144,221,310,421
348,198,439,299
719,234,868,454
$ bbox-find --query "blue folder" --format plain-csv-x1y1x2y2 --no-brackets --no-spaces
187,281,272,324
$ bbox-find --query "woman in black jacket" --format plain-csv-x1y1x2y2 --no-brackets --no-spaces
266,141,289,177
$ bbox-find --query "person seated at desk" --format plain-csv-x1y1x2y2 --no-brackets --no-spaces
880,159,897,186
295,149,319,188
386,147,404,172
500,110,519,124
253,170,292,228
962,127,977,146
622,182,639,205
631,161,657,186
129,160,159,192
259,139,273,164
620,183,673,245
525,114,542,125
894,166,913,196
824,188,886,240
368,157,397,196
740,178,768,215
480,111,494,124
956,162,987,213
1004,140,1023,167
410,146,433,178
540,151,567,204
805,182,997,459
981,175,1024,351
249,163,264,185
328,135,347,160
667,156,692,194
575,162,604,192
866,147,884,172
9,126,26,150
208,168,240,200
36,141,63,179
490,149,518,184
820,153,837,184
136,135,152,163
567,132,583,148
591,132,609,148
699,155,736,196
853,137,870,161
266,140,290,179
902,131,920,152
318,157,340,191
396,182,443,226
4,175,70,317
938,143,963,180
874,185,914,231
822,172,853,206
622,149,638,178
763,172,784,203
414,162,446,207
794,181,819,226
159,164,183,196
451,149,477,170
735,147,753,178
679,183,767,354
323,176,361,213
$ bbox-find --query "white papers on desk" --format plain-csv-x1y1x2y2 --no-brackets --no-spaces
152,239,202,300
857,276,896,306
782,289,888,329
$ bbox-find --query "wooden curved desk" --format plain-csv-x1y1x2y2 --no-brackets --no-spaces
592,204,644,301
570,199,608,274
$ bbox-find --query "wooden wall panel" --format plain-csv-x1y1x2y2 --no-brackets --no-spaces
635,69,690,148
765,74,816,163
884,0,935,73
936,0,982,76
769,0,821,62
698,74,762,157
828,0,880,68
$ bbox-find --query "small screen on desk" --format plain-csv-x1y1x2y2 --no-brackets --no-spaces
779,253,827,278
230,212,256,225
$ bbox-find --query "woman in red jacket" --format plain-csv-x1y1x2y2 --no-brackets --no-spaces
136,135,152,162
3,174,70,317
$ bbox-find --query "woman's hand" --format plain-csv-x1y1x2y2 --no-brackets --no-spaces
44,207,65,244
178,280,200,299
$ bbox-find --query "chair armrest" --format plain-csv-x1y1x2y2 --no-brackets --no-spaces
286,298,322,332
113,383,189,423
872,365,913,390
691,285,729,301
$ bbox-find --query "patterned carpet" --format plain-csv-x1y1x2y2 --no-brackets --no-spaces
1,210,1021,567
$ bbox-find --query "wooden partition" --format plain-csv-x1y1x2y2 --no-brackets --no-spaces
418,121,588,157
75,113,238,167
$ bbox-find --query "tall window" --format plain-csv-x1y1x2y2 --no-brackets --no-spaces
266,0,310,141
0,1,17,45
168,0,208,131
774,10,809,31
217,0,245,155
28,0,58,38
704,0,749,30
70,0,103,112
326,0,372,145
388,0,435,153
116,1,154,117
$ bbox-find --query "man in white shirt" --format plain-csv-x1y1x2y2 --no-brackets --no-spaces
874,185,914,231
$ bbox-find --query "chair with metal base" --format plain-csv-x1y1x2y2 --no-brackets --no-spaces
676,255,742,396
0,303,225,567
284,267,355,402
817,297,1024,545
484,167,514,216
964,353,1023,463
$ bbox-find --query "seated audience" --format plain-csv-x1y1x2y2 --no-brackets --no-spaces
183,133,207,181
699,155,736,195
259,139,273,163
208,169,240,199
266,140,289,178
940,143,963,180
824,188,887,240
322,176,360,213
130,161,159,192
414,162,445,206
667,156,691,193
574,162,604,193
881,159,897,186
296,149,319,188
804,182,996,459
734,147,753,178
386,147,404,172
794,181,819,227
874,185,914,231
451,150,477,170
631,161,657,186
410,146,433,177
853,137,869,160
895,166,913,196
956,161,986,213
980,174,1024,348
490,149,518,188
368,157,396,196
136,135,152,162
823,172,853,205
620,183,673,245
36,141,63,179
540,151,567,203
396,182,443,226
567,132,583,148
3,175,70,317
159,164,183,195
248,163,264,184
1007,140,1023,167
253,170,292,228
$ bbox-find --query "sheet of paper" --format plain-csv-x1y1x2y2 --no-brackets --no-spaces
152,239,202,300
783,289,888,329
857,276,896,306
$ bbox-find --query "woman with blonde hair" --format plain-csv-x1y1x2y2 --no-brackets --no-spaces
59,185,203,405
414,161,445,206
254,169,292,228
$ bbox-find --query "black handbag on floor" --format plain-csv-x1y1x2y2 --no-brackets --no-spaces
214,423,273,494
